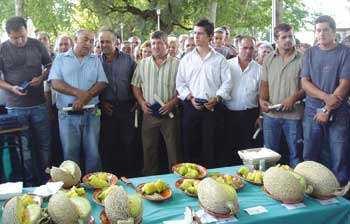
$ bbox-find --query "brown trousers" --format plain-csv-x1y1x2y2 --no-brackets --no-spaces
142,113,180,175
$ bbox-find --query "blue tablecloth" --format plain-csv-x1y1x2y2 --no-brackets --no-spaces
1,166,350,223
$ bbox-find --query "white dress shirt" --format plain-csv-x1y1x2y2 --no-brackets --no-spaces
176,48,232,101
225,57,261,111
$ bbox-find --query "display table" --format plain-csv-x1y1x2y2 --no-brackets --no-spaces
1,166,350,223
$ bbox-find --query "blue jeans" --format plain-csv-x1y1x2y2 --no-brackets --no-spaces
7,104,51,186
263,115,303,167
58,108,101,173
303,113,350,186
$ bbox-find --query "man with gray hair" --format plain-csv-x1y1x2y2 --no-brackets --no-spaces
55,35,73,53
256,43,273,65
49,29,108,173
132,30,180,175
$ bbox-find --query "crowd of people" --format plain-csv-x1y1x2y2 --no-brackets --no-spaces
0,15,349,188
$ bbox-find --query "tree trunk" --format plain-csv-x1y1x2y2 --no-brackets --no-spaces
276,0,283,25
207,0,217,25
15,0,24,17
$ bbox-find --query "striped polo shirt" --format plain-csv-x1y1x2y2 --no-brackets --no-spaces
131,55,179,104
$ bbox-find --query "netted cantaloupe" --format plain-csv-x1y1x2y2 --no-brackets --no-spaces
2,196,41,224
104,186,143,224
263,167,305,202
46,160,81,188
197,177,239,215
47,191,91,224
294,161,350,198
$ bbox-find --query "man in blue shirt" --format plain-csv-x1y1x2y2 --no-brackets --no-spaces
49,29,108,173
301,15,350,186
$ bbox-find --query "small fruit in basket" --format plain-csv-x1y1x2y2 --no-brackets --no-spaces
89,173,109,188
224,174,233,183
186,168,199,178
65,186,86,198
177,166,188,176
176,163,201,178
180,179,200,195
237,166,249,177
142,183,157,195
155,179,168,193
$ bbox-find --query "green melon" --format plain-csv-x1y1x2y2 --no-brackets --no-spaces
48,192,80,224
294,161,350,197
2,196,41,224
197,177,239,215
104,186,131,224
263,167,304,202
47,160,81,188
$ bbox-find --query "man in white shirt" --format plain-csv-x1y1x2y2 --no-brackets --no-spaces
224,36,262,165
176,19,232,168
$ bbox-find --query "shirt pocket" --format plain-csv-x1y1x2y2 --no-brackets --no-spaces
26,47,42,67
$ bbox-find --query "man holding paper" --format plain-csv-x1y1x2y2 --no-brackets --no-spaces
259,24,304,167
132,31,180,175
48,29,108,173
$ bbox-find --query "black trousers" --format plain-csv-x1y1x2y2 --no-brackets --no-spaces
224,107,262,165
181,101,225,169
99,101,142,177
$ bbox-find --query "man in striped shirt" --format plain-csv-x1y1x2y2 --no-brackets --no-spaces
132,31,180,175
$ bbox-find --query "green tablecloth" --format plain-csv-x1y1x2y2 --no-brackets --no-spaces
1,166,350,223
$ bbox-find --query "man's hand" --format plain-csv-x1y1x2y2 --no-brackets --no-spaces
255,117,263,129
185,94,192,101
141,101,152,115
281,96,297,111
204,96,218,111
324,94,342,110
314,111,329,125
29,75,44,87
131,102,139,112
11,85,27,96
75,90,92,105
191,97,204,110
259,99,270,113
101,101,114,116
72,99,85,111
159,100,176,115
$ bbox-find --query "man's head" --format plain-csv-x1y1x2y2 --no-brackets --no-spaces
274,24,295,51
193,19,214,47
258,43,273,59
150,31,168,58
213,27,226,48
6,16,28,48
121,41,133,56
237,36,256,62
184,37,195,53
314,15,336,47
37,31,50,50
55,35,73,53
221,25,230,44
98,29,117,56
178,34,188,51
341,35,350,47
74,29,95,56
128,36,141,48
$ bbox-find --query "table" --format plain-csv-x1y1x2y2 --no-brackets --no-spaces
1,166,350,223
0,126,28,186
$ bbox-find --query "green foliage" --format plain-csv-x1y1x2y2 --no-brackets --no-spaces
0,0,315,42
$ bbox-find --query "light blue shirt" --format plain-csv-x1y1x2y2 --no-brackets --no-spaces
48,49,108,109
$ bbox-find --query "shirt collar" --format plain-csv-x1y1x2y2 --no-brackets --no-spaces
64,48,95,58
273,47,298,59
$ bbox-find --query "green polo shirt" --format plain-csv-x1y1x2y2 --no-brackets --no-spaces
261,49,304,120
131,55,179,104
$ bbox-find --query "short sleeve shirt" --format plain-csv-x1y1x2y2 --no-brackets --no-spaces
0,38,52,107
48,49,108,110
261,49,304,120
301,44,350,117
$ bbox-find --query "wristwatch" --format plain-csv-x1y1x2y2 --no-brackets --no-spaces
318,107,329,114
